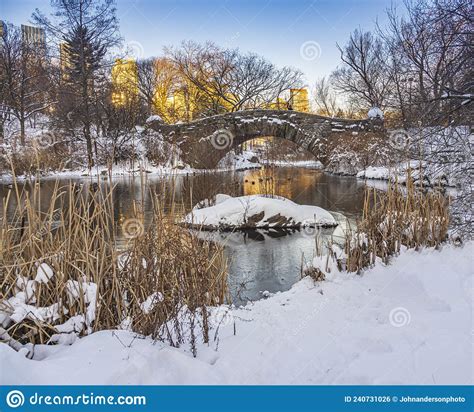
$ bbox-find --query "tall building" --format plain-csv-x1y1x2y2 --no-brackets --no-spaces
59,42,73,80
21,24,46,47
163,91,189,120
0,20,6,38
269,97,289,110
289,88,309,112
111,58,139,106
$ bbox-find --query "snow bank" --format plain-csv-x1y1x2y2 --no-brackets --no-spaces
217,149,322,172
266,159,323,169
145,115,163,123
1,242,471,384
357,165,392,180
368,107,384,119
1,162,195,183
35,263,54,284
356,160,454,187
217,150,261,171
184,194,337,230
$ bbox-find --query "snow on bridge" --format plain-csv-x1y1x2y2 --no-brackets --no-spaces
147,109,385,168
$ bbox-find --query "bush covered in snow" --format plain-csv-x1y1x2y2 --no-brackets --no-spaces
0,116,185,177
325,131,393,176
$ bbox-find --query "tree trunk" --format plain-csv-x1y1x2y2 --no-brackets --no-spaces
0,120,4,143
20,117,25,146
82,79,94,168
84,124,94,169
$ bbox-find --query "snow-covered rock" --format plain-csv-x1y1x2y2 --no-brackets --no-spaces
214,193,232,205
146,115,163,123
368,107,384,119
184,194,337,230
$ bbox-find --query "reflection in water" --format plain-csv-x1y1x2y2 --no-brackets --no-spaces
242,167,321,200
203,221,349,307
1,168,366,305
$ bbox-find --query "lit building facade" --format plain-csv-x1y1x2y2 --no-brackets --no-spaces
59,42,73,81
268,89,309,112
269,97,289,110
0,20,6,38
289,88,309,112
111,58,139,106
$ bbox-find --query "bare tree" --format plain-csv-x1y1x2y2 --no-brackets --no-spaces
97,75,142,165
382,0,472,126
313,77,338,117
136,57,161,117
0,23,53,145
331,29,392,110
227,52,304,110
167,41,303,117
373,0,472,236
32,0,121,168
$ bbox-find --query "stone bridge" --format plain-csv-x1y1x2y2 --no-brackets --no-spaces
147,109,384,169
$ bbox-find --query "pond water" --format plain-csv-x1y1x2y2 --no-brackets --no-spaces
0,167,367,306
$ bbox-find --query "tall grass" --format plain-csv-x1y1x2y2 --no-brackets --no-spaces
0,175,228,356
345,179,449,272
306,176,449,279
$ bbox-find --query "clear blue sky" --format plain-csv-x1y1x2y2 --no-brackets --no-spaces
0,0,401,84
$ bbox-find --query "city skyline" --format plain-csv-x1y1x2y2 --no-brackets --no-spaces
1,0,402,84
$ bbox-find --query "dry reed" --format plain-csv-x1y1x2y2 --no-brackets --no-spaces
306,175,450,277
344,178,449,273
0,175,228,356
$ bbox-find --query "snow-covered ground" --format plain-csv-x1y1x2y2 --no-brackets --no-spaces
184,194,337,229
0,117,192,181
217,150,262,171
1,163,195,183
265,159,323,169
1,242,471,385
217,149,323,172
356,161,456,187
354,126,471,187
357,165,413,182
368,107,384,119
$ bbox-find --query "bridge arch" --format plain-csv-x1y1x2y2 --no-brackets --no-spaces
147,109,384,169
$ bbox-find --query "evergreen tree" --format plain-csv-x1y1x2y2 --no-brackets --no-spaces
63,25,106,83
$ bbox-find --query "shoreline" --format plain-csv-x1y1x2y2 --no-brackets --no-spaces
0,160,325,183
0,160,459,189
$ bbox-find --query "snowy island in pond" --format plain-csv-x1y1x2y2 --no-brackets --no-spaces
183,194,337,230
